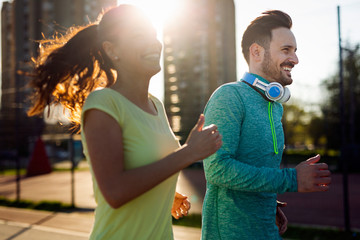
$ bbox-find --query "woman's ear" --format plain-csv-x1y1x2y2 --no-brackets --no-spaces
249,43,264,63
102,41,119,61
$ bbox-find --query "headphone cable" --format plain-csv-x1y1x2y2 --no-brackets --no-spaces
268,102,279,155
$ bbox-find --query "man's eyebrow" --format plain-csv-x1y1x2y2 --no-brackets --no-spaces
281,44,297,51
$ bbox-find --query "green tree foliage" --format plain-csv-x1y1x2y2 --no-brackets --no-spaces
283,102,323,149
320,44,360,150
283,103,309,148
307,115,327,148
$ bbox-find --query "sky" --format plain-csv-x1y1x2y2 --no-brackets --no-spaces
1,0,359,114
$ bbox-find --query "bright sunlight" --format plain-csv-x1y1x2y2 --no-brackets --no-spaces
117,0,182,37
117,0,182,100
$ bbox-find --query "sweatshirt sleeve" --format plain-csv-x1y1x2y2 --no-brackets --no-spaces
203,84,298,193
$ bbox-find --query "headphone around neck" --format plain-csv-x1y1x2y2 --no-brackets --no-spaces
241,72,291,103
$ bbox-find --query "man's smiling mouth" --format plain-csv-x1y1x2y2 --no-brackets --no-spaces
281,62,294,76
282,66,292,72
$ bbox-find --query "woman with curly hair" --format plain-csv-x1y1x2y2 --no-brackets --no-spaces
28,5,222,239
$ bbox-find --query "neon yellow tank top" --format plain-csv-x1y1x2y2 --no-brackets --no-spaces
81,88,180,239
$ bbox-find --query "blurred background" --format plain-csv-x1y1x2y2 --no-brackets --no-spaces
1,0,359,163
0,0,359,239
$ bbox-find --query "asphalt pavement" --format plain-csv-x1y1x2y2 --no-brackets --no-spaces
0,161,360,240
0,206,201,240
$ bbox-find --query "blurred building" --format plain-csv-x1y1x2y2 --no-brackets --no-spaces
0,0,116,156
163,0,236,142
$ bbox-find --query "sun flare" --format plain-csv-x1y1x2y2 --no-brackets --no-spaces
117,0,181,38
116,0,182,100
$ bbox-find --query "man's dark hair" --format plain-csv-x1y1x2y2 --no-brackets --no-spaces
241,10,292,64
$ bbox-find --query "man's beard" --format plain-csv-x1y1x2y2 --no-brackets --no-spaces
261,50,292,86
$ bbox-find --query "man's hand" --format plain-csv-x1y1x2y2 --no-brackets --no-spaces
276,201,288,235
295,154,331,192
172,192,191,219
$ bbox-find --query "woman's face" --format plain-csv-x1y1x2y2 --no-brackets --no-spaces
110,15,162,78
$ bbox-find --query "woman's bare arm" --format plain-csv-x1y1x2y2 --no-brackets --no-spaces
83,109,221,209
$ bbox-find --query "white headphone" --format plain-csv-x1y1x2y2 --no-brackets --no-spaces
242,72,291,103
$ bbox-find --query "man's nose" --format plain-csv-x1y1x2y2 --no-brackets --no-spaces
291,53,299,65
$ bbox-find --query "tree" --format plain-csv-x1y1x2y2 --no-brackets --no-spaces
283,100,325,149
320,44,360,150
283,103,309,148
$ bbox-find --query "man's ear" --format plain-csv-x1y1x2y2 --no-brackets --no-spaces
249,43,264,63
102,41,118,61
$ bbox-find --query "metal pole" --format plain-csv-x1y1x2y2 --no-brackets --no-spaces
337,5,351,233
347,47,357,148
14,63,21,203
69,133,75,208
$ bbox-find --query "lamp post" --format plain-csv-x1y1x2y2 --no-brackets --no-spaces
337,5,350,233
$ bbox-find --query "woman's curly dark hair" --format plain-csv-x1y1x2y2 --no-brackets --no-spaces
27,5,143,127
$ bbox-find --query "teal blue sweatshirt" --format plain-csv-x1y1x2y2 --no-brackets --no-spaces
201,76,298,240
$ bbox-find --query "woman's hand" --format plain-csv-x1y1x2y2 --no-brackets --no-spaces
171,192,191,219
185,114,222,162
